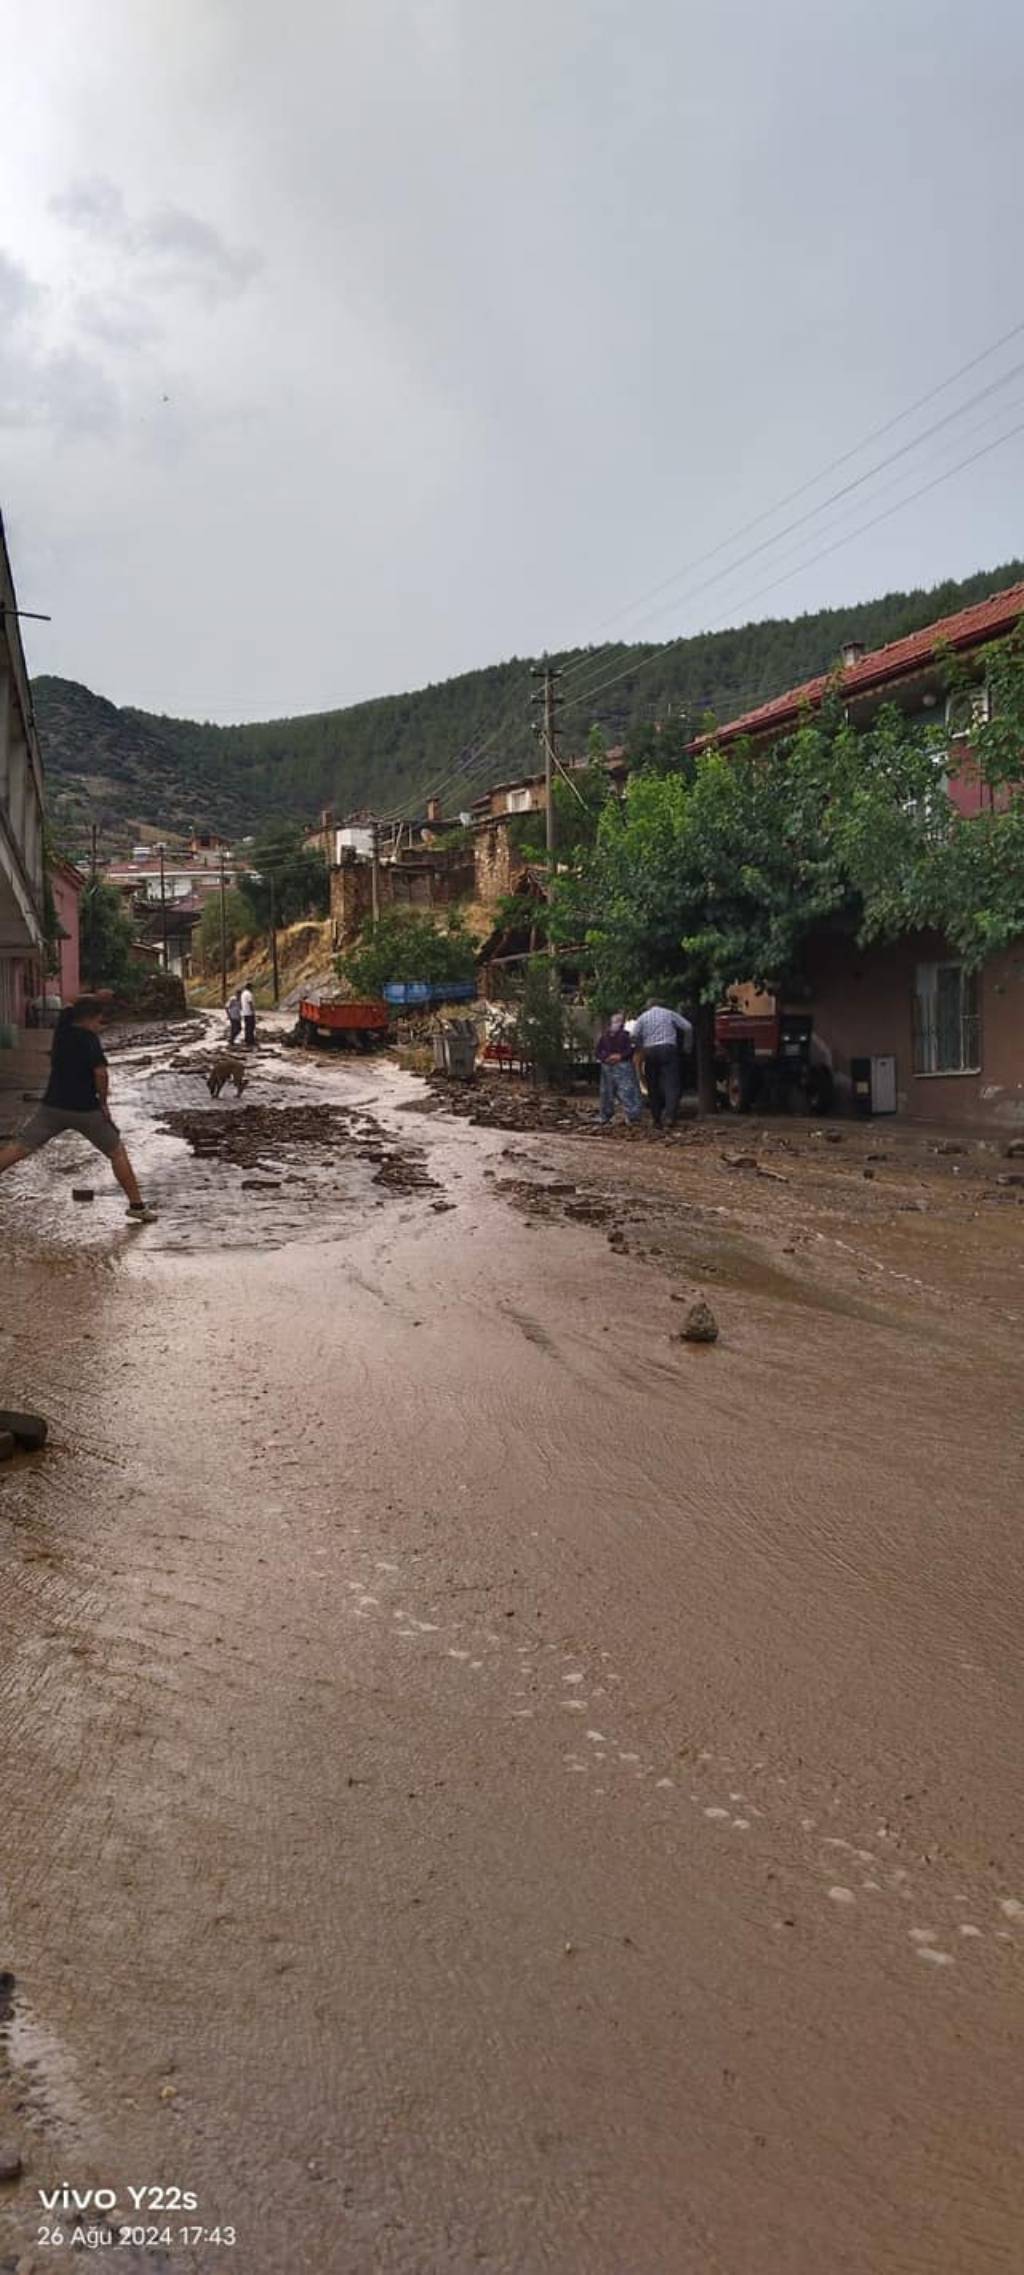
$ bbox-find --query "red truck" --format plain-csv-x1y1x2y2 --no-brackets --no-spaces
713,1005,834,1113
298,996,390,1050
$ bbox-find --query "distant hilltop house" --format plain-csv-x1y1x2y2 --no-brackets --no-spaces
0,509,47,1048
704,580,1024,1126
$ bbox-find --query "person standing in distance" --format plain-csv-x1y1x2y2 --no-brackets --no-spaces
595,1012,643,1127
225,989,242,1048
0,996,157,1220
630,999,694,1130
240,984,256,1048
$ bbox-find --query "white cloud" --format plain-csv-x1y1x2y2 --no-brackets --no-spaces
75,291,160,351
0,247,119,435
50,173,263,303
50,173,128,239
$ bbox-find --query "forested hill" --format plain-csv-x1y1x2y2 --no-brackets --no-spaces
33,559,1024,851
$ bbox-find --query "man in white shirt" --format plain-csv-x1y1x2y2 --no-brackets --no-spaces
240,985,256,1048
630,1000,693,1128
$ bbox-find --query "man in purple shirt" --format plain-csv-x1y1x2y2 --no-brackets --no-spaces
595,1012,642,1126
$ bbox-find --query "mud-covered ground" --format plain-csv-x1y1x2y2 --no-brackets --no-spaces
0,1024,1021,2275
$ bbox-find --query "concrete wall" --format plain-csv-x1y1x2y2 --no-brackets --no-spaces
803,927,1024,1127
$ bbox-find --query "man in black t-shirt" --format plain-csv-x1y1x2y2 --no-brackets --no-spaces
0,996,157,1222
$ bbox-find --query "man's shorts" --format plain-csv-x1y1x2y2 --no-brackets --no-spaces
18,1105,122,1159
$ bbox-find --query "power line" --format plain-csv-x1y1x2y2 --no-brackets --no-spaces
555,355,1024,716
554,413,1024,729
383,313,1024,821
572,313,1024,649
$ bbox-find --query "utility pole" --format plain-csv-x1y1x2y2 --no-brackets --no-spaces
269,871,280,1006
370,817,381,925
158,842,168,971
530,659,562,942
88,823,98,987
219,846,228,1002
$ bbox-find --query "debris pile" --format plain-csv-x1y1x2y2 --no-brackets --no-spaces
158,1102,441,1195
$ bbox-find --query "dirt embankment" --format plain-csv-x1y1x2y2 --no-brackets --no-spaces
188,920,334,1012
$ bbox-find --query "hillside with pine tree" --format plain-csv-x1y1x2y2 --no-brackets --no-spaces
33,559,1024,853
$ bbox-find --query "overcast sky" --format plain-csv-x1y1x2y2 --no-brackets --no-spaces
2,0,1022,724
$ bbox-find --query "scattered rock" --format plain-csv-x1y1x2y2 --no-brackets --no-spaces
678,1298,719,1345
996,1172,1024,1187
240,1178,282,1191
932,1139,967,1156
863,1169,875,1181
0,1411,47,1451
1004,1137,1024,1158
70,1187,95,1202
721,1152,758,1170
823,1128,844,1144
0,1435,15,1463
0,2146,23,2184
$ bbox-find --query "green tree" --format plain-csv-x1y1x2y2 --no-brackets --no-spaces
196,886,258,975
79,878,139,992
623,710,695,779
515,955,573,1086
241,821,330,928
338,909,476,996
573,632,1024,1112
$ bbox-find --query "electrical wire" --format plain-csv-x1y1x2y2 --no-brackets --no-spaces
555,356,1024,716
572,314,1024,648
554,414,1024,728
382,316,1024,819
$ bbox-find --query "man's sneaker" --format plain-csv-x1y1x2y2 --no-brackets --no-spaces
126,1202,158,1223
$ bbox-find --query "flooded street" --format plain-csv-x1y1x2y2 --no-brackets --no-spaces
1,1024,1022,2274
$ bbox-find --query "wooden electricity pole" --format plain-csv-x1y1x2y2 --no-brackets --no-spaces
269,871,280,1006
158,842,168,971
219,846,228,1002
370,817,381,925
530,660,562,944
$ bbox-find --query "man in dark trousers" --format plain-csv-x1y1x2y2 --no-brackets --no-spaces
0,995,157,1221
630,999,694,1129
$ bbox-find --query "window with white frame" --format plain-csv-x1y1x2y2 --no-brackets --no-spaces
505,786,533,813
945,683,990,743
913,961,980,1075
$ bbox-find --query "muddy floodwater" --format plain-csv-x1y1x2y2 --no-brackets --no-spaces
1,1022,1022,2274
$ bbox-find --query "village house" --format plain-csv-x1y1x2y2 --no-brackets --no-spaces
0,510,47,1051
708,581,1024,1127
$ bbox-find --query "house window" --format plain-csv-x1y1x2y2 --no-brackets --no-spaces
913,961,980,1075
945,683,990,743
505,787,533,814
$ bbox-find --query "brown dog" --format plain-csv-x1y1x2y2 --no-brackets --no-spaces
206,1056,247,1099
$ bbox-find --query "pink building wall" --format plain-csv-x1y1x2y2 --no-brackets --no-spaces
52,864,83,1002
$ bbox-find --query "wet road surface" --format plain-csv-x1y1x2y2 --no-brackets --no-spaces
1,1024,1022,2274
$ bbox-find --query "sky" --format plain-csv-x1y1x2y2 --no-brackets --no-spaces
1,0,1023,725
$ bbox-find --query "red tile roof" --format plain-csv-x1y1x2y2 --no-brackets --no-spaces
706,580,1024,748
